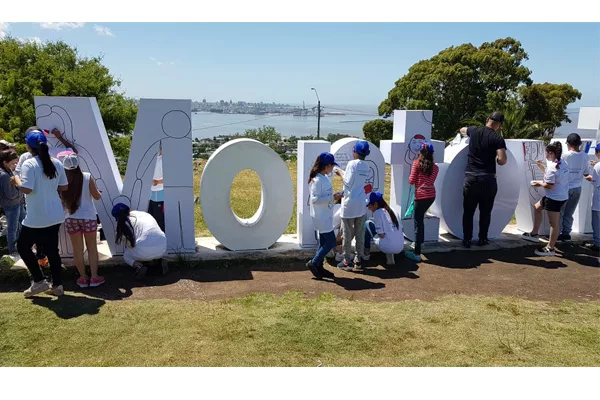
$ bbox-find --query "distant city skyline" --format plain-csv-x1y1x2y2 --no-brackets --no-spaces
2,22,599,107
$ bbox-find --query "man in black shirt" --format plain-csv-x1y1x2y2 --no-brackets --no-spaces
459,111,508,248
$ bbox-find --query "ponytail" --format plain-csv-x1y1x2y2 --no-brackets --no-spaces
546,141,563,169
31,142,57,179
377,198,400,229
115,206,136,248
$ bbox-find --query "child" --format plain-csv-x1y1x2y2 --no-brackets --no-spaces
522,142,569,256
336,140,371,271
148,145,165,232
14,129,68,297
364,192,404,265
59,152,104,288
0,150,25,262
559,133,592,241
405,141,439,261
306,152,342,280
587,143,600,252
111,203,167,278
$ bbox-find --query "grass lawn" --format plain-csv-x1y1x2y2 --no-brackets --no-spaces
1,292,599,367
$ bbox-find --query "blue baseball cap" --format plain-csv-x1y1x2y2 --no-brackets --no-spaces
354,140,370,156
111,203,130,219
25,130,47,149
422,141,435,153
366,191,384,206
595,143,600,152
318,152,338,166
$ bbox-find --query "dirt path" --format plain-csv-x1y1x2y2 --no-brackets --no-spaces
1,244,599,302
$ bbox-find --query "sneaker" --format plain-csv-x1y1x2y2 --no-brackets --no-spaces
335,252,344,262
2,253,21,263
462,239,472,248
337,259,353,271
306,261,323,280
534,247,556,257
362,250,371,261
89,276,105,287
477,239,490,246
133,261,147,278
76,277,90,288
404,251,422,262
46,284,64,296
37,256,49,268
23,280,50,298
352,256,363,272
521,233,540,243
557,234,571,242
386,253,396,265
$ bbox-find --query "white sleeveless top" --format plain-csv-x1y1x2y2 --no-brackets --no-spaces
65,172,97,221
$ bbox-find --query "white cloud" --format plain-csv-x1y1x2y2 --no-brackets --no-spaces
0,22,10,39
94,25,115,37
39,22,85,31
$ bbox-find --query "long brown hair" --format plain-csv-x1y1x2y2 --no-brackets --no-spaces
308,156,327,184
418,144,434,175
375,198,400,229
61,167,84,215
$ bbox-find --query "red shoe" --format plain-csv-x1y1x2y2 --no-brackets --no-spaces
89,276,105,288
76,277,90,288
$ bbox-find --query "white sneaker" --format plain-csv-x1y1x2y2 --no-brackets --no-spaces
386,253,396,265
46,285,64,296
522,233,540,243
2,253,21,263
335,252,344,262
534,247,556,257
23,280,50,298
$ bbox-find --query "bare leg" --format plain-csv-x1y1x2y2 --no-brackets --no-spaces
69,233,86,278
84,232,99,278
547,211,560,250
531,201,543,235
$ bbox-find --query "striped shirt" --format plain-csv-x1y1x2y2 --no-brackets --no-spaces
409,160,438,200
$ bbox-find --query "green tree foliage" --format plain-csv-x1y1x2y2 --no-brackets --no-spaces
244,125,282,150
326,133,353,143
378,38,534,140
0,37,137,169
362,119,393,147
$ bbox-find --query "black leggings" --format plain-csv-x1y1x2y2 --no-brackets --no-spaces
17,224,63,286
414,197,435,255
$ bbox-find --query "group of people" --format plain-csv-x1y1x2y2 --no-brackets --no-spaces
0,127,168,298
306,111,600,280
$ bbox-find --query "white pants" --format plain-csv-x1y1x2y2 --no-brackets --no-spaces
123,240,167,266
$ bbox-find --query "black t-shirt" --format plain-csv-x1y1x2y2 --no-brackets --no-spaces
465,126,507,174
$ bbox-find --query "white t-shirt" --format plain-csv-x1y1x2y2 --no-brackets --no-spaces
151,155,164,192
543,161,569,202
332,204,342,236
372,208,404,254
309,173,334,234
341,159,370,218
20,156,68,228
591,162,600,212
563,150,591,189
16,147,73,177
128,210,167,249
65,172,97,221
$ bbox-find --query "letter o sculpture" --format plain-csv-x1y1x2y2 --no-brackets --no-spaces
200,138,294,251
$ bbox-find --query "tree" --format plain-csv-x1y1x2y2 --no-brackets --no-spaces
362,119,393,147
326,133,353,143
378,38,533,141
0,37,137,166
518,83,582,137
244,125,282,151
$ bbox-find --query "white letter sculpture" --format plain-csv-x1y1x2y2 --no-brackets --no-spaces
200,138,294,251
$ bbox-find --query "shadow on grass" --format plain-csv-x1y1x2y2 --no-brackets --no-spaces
30,294,105,319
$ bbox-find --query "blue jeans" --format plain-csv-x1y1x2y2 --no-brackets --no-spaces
312,231,337,267
364,220,377,250
559,186,582,235
3,203,25,253
592,210,600,247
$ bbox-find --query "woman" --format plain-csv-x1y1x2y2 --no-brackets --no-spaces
112,203,167,277
59,152,104,288
13,128,68,297
522,142,569,256
405,141,439,261
0,150,25,261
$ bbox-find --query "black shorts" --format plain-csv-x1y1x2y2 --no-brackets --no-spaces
541,196,566,213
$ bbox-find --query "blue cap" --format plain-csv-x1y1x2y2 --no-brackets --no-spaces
318,152,338,166
595,143,600,152
111,203,130,219
366,191,384,206
25,130,47,149
422,141,435,153
354,140,370,156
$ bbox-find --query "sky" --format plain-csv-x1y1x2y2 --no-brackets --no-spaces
2,22,599,108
